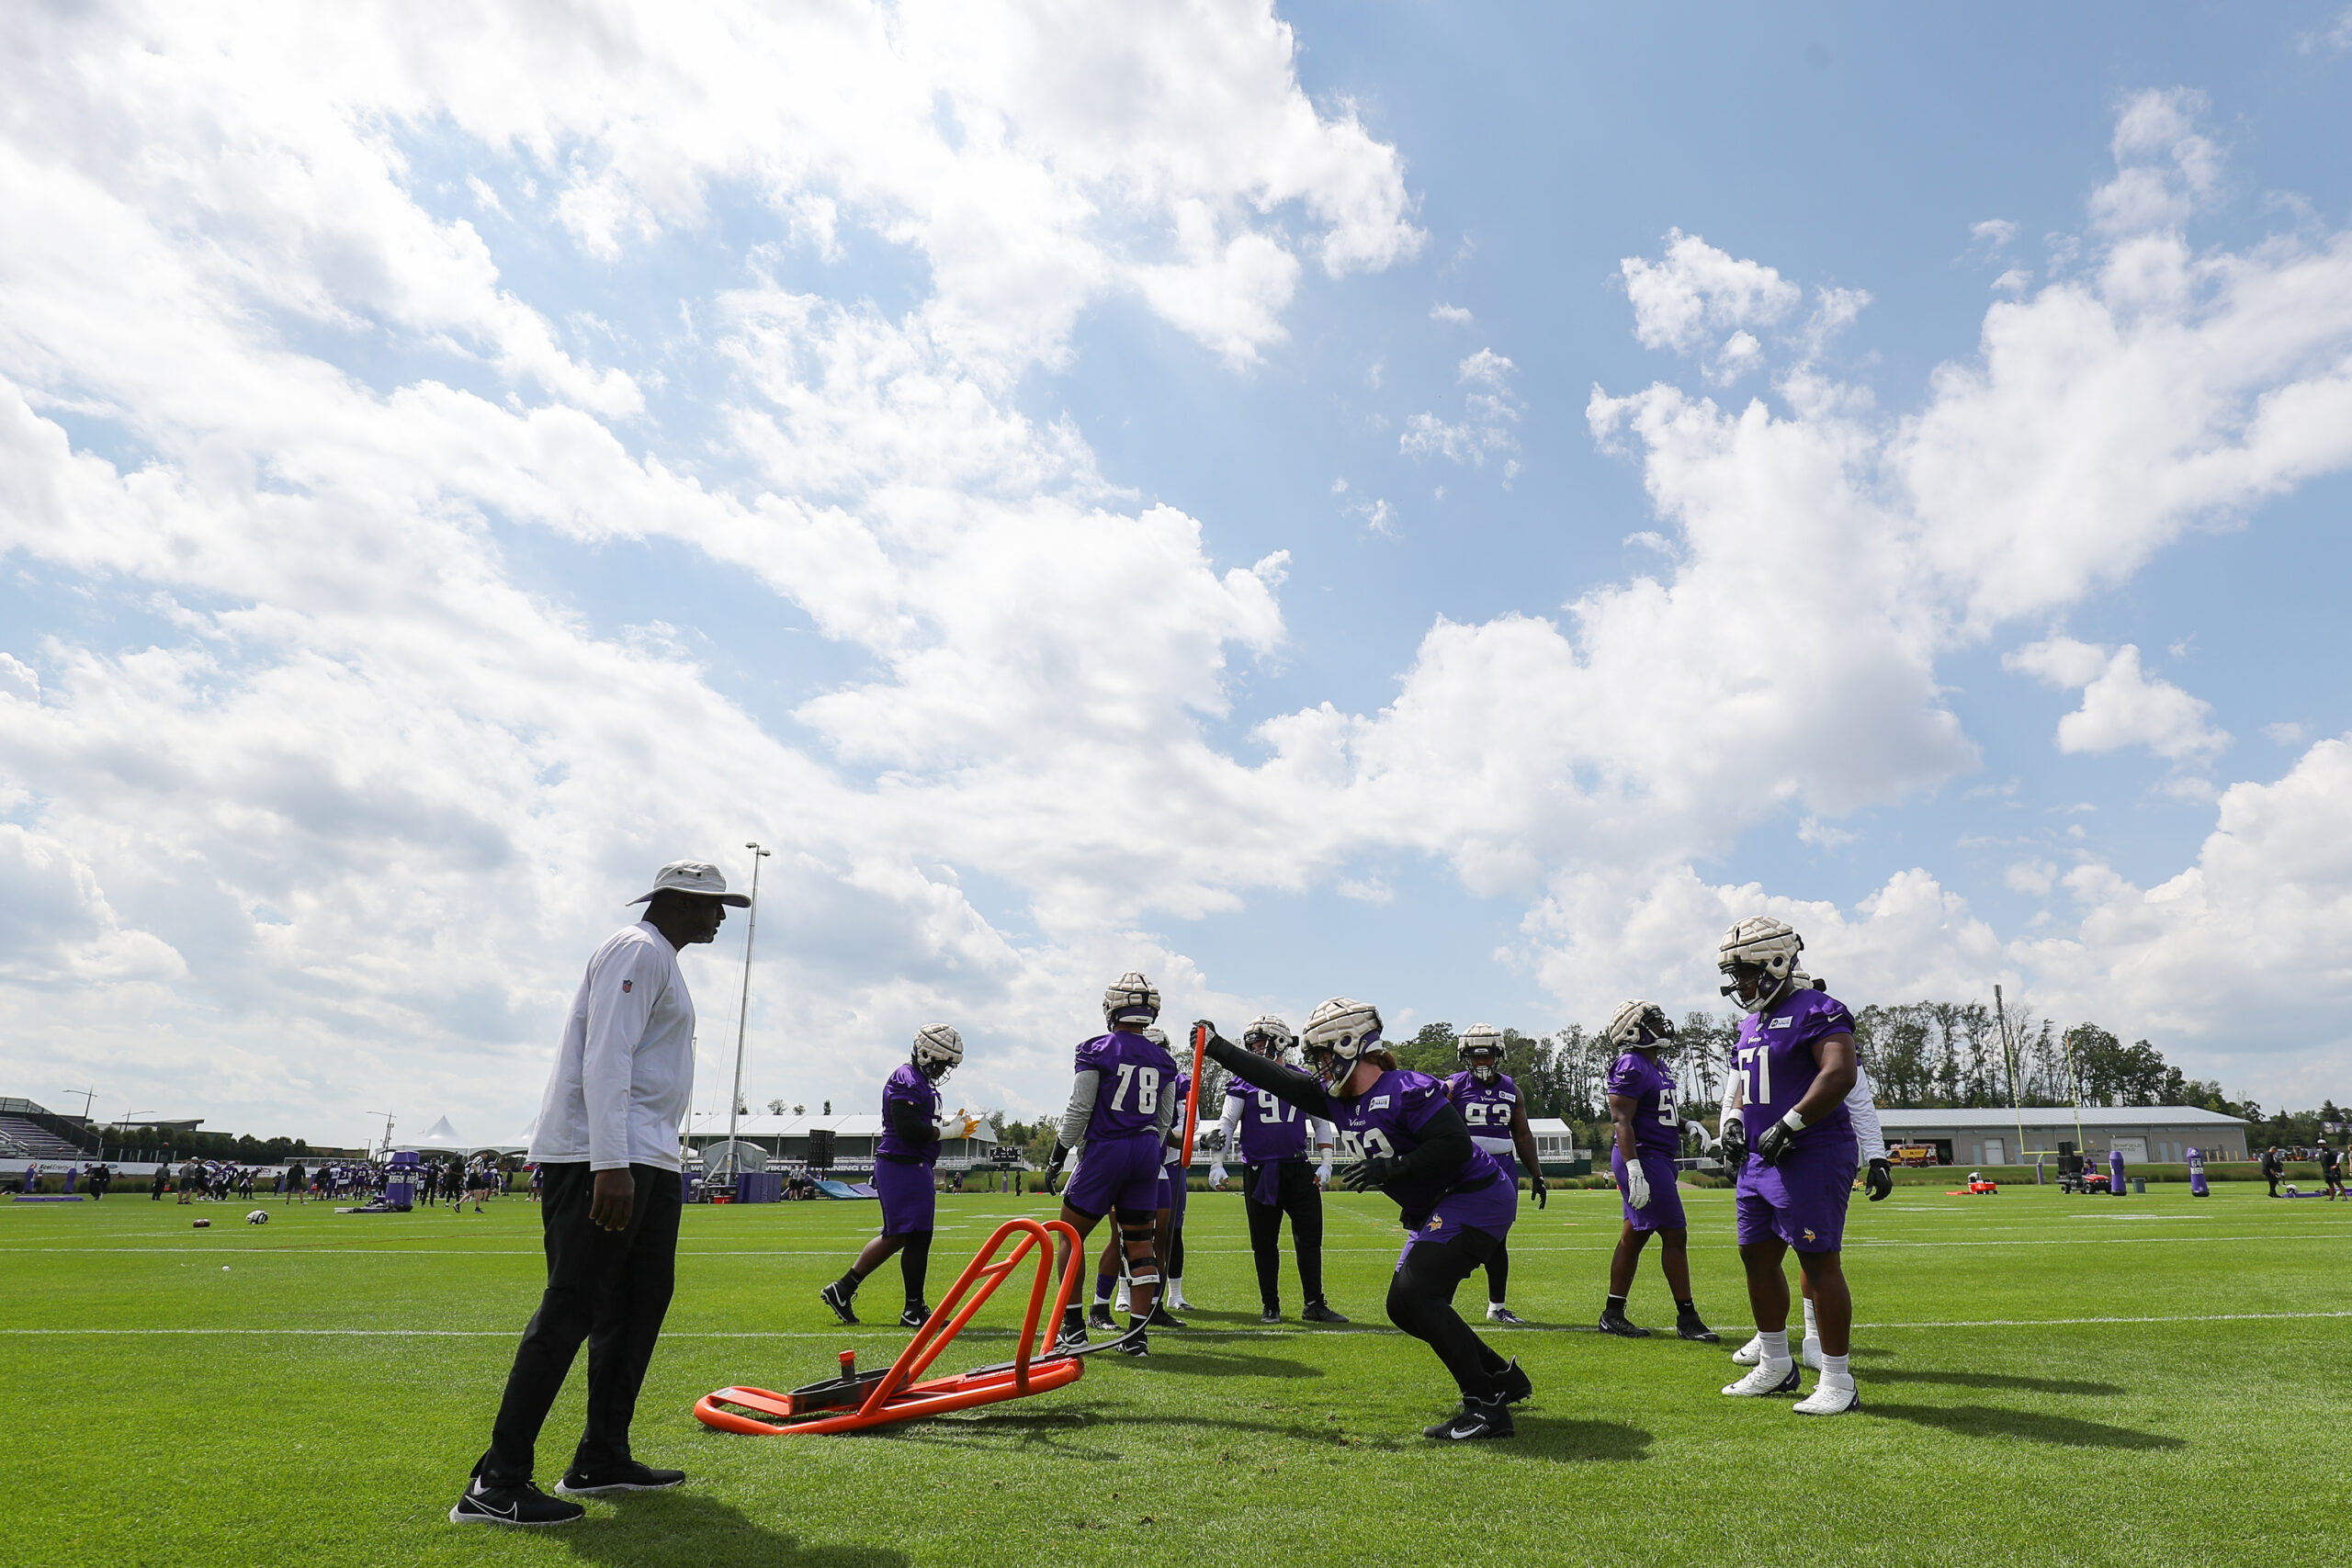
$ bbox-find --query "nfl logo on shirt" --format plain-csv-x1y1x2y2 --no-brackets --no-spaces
622,979,632,992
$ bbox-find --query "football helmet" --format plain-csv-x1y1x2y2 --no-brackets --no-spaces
1241,1014,1295,1057
1302,997,1383,1089
912,1022,964,1081
1141,1026,1170,1048
245,1208,270,1225
1717,917,1804,1014
1102,970,1160,1027
1456,1022,1506,1083
1604,999,1676,1051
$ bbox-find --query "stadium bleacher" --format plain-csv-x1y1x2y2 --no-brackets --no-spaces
0,1116,88,1160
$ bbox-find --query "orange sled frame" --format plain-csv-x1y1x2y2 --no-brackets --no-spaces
695,1216,1090,1436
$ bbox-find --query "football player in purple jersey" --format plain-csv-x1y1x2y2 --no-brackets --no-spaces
1443,1024,1549,1325
1043,973,1180,1357
1094,1027,1192,1331
1208,1016,1347,1325
1713,918,1863,1415
820,1025,969,1328
1596,1001,1717,1342
1195,998,1532,1440
1729,1054,1891,1369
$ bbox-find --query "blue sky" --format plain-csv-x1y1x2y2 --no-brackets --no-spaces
3,2,2351,1144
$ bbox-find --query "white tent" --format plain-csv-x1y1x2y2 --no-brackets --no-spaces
391,1116,468,1155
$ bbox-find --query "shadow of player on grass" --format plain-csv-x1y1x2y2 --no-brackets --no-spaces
1866,1369,2123,1397
556,1490,908,1568
1490,1417,1653,1463
1869,1404,2184,1450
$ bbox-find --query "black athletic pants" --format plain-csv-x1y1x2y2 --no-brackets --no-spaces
481,1162,681,1482
1244,1160,1326,1309
1385,1224,1512,1401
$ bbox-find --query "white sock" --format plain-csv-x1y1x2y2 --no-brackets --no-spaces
1819,1352,1850,1382
1758,1329,1790,1363
1802,1299,1818,1341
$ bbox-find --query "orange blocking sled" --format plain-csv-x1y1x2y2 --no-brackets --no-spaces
695,1216,1089,1436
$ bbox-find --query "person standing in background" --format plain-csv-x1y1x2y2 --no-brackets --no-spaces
452,860,743,1529
2262,1145,2284,1198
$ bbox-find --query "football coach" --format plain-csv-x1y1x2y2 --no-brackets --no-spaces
453,860,748,1527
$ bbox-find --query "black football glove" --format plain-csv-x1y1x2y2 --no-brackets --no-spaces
1719,1112,1747,1167
1866,1156,1894,1201
1340,1156,1396,1192
1531,1173,1548,1210
1755,1113,1803,1168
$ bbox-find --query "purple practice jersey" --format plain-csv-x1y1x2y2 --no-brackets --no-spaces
1077,1031,1179,1144
1443,1070,1521,1170
1606,1051,1681,1158
1227,1078,1312,1163
1732,987,1856,1138
876,1061,941,1167
1333,1069,1505,1228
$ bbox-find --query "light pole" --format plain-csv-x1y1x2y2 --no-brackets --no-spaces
717,841,771,1190
366,1111,395,1160
1994,986,2027,1168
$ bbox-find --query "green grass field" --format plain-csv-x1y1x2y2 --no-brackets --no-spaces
4,1179,2346,1567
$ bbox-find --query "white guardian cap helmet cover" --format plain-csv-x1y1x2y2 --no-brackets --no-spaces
912,1023,964,1081
1241,1015,1295,1057
1605,1000,1677,1051
1717,918,1804,1014
1302,997,1383,1089
1102,971,1161,1027
1457,1023,1506,1082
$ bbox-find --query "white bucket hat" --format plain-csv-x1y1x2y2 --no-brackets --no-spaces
628,860,752,907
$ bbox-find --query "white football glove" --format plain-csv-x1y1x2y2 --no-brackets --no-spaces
1623,1158,1652,1211
1316,1156,1334,1186
1208,1158,1227,1188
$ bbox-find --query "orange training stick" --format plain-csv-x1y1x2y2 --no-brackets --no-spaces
1180,1022,1208,1168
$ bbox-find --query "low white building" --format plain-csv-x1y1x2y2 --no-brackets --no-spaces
683,1111,1004,1172
1875,1106,2249,1167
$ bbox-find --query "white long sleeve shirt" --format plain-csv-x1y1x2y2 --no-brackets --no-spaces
1721,1050,1887,1170
527,921,695,1173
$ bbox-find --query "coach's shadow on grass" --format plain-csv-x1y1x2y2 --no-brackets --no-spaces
1494,1417,1652,1463
1871,1404,2184,1450
557,1490,908,1568
1868,1369,2123,1397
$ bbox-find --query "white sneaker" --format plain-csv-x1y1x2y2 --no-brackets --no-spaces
1167,1284,1188,1310
1731,1334,1763,1366
1801,1337,1823,1371
1722,1359,1800,1397
1792,1373,1860,1415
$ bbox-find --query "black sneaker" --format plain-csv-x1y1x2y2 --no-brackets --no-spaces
1599,1306,1651,1339
1423,1396,1513,1440
1494,1357,1533,1405
899,1303,932,1328
1259,1305,1283,1324
1299,1301,1350,1324
819,1280,858,1325
1055,1314,1088,1353
1677,1310,1721,1343
1087,1303,1118,1332
1147,1304,1186,1328
557,1460,685,1496
450,1474,584,1527
1115,1327,1149,1358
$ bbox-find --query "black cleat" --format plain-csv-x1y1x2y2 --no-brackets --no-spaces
1493,1357,1533,1405
1115,1328,1150,1358
1423,1395,1514,1440
819,1280,858,1325
556,1460,685,1496
1299,1300,1350,1324
1260,1305,1283,1324
1087,1304,1118,1332
899,1303,932,1328
1147,1304,1187,1328
1598,1306,1651,1339
1485,1304,1530,1326
450,1474,584,1527
1055,1314,1089,1353
1677,1310,1721,1343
